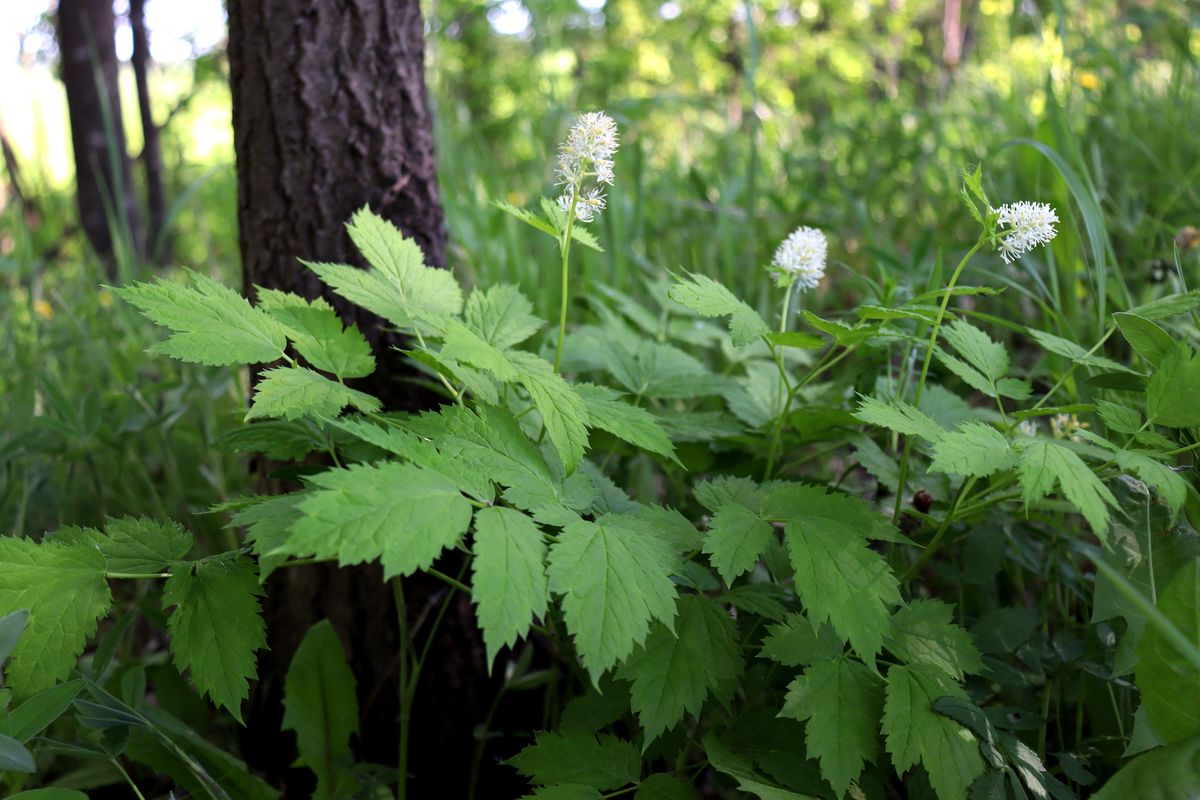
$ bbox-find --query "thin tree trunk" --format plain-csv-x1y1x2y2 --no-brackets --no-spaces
129,0,168,263
56,0,140,274
226,1,504,795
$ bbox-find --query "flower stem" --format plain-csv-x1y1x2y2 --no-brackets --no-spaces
892,236,984,525
553,196,579,373
763,285,795,480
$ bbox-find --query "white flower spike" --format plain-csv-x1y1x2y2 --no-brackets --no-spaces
770,226,827,289
556,111,619,224
995,201,1059,263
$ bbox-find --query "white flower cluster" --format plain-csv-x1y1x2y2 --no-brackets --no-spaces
995,201,1059,263
770,226,827,289
556,111,619,223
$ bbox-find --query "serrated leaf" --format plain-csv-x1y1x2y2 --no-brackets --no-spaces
1114,313,1174,368
1096,401,1141,434
638,506,703,553
492,198,558,237
115,271,286,366
720,583,789,622
702,503,774,584
464,283,544,350
853,395,945,441
1146,344,1200,428
97,517,192,574
761,483,907,544
440,318,519,381
1135,561,1200,744
285,462,473,580
511,352,590,473
256,288,375,379
943,320,1008,382
163,554,266,722
1027,328,1130,373
246,367,381,421
725,361,786,429
229,494,303,581
1114,450,1187,514
695,476,777,514
885,600,983,680
668,273,769,347
1126,290,1200,320
547,516,678,681
575,383,679,465
635,774,699,800
618,595,743,743
1018,440,1117,542
508,731,639,790
283,620,358,798
930,423,1016,477
883,664,986,800
936,349,995,395
472,507,549,666
780,655,884,796
216,419,326,461
1094,734,1200,800
759,614,844,666
702,734,816,799
0,538,111,695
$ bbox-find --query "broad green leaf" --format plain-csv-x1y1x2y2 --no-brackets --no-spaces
256,289,375,379
100,517,192,574
1126,290,1200,320
764,331,825,349
604,340,726,400
287,461,473,580
780,655,884,797
1114,450,1187,514
935,349,994,395
547,516,678,680
472,507,549,665
1096,401,1142,434
883,664,986,800
512,352,590,473
216,419,327,461
523,787,603,800
637,506,703,553
283,620,358,798
1136,560,1200,744
1114,312,1175,368
853,395,946,441
1093,734,1200,800
720,583,790,622
759,614,844,666
1146,344,1200,428
668,273,769,347
163,554,266,722
115,270,286,366
784,518,900,665
695,476,777,514
942,319,1008,381
0,537,111,695
1018,440,1117,541
464,283,544,350
0,608,28,664
575,383,679,465
230,494,304,581
508,731,639,790
0,734,35,773
634,774,699,799
930,423,1016,477
440,317,519,381
703,734,819,799
761,483,907,544
726,361,786,429
246,367,381,421
885,599,982,680
618,595,742,743
1027,328,1130,373
702,503,774,584
7,680,83,743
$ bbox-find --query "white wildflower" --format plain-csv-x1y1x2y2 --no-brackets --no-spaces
556,111,619,223
995,201,1059,263
1050,412,1089,441
770,226,827,289
1018,419,1039,437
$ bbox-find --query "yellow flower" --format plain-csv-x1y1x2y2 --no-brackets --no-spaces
33,299,54,320
1077,70,1101,91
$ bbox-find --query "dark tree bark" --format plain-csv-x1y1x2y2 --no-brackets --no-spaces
56,0,140,272
226,2,510,796
129,0,168,262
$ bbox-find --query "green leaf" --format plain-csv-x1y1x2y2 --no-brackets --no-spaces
853,395,945,441
440,317,519,381
935,349,993,395
759,614,844,666
283,620,358,798
256,289,375,379
523,787,603,800
5,791,90,800
512,352,590,473
1114,312,1175,368
100,517,192,574
1146,344,1200,428
575,383,679,465
508,731,639,790
885,599,982,680
286,462,473,580
695,475,777,514
0,537,111,695
764,331,825,349
163,554,266,722
1094,734,1200,800
547,516,678,681
702,503,774,584
1018,440,1117,542
942,320,1008,382
702,734,818,799
1136,560,1200,744
230,494,304,581
472,507,549,666
1126,290,1200,320
637,506,703,553
0,608,29,664
634,774,699,800
246,367,381,421
492,198,558,237
780,655,884,797
7,680,84,743
1114,450,1188,515
726,361,786,429
303,250,451,334
761,483,907,544
618,595,742,743
1027,328,1130,373
115,271,287,366
1096,401,1142,434
883,664,986,800
930,423,1016,477
783,516,901,665
668,273,769,347
0,734,35,773
464,284,544,350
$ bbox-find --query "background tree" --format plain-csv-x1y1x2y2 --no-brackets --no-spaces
129,0,168,262
56,0,140,272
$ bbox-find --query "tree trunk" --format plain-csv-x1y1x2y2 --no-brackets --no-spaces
56,0,140,273
226,2,505,796
129,0,168,263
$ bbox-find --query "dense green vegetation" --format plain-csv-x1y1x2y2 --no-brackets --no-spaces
1,1,1198,797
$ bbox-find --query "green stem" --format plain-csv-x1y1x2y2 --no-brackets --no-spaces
763,285,795,480
393,579,410,800
106,571,171,580
553,196,580,373
1027,325,1116,413
892,237,984,525
903,476,976,582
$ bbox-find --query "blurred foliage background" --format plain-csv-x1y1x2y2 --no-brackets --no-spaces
1,0,1198,538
